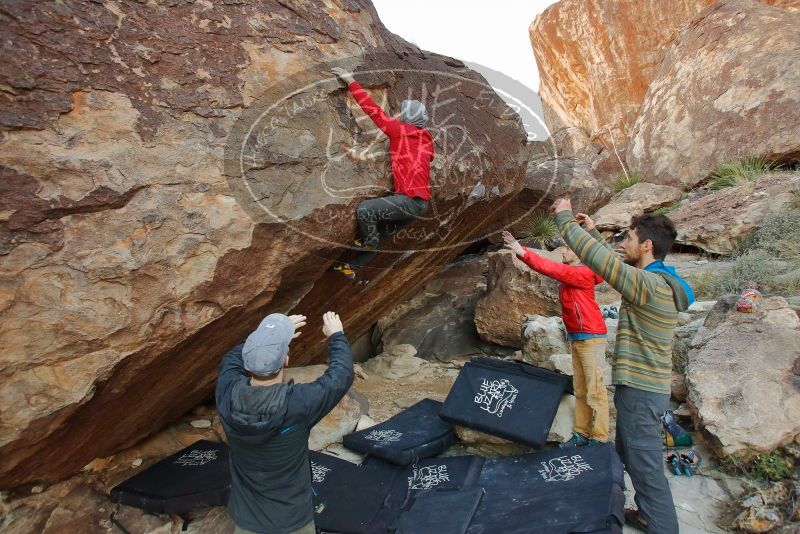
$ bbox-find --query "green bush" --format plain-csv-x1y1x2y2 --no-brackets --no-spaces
612,170,645,193
748,209,800,262
524,210,558,246
651,202,679,216
720,452,795,482
690,209,800,299
708,155,775,190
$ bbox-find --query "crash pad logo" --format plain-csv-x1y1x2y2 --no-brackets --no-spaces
364,429,403,442
539,454,593,483
408,464,450,490
311,461,332,484
474,378,518,417
174,449,218,467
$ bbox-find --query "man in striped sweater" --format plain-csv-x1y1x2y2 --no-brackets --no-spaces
550,198,695,534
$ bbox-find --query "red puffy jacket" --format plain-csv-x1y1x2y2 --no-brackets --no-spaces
348,82,433,200
520,248,607,335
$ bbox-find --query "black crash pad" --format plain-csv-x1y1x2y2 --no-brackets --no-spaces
109,440,230,516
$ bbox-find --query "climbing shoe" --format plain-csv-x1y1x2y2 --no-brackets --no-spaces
602,305,619,319
680,450,701,476
560,432,590,449
666,452,683,476
353,238,378,250
333,263,356,280
661,409,693,447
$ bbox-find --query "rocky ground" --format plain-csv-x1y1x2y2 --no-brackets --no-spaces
2,0,800,532
3,246,797,534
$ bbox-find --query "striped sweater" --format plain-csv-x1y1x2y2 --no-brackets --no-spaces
554,211,691,394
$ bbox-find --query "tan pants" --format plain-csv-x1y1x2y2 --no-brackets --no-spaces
571,337,609,441
234,521,315,534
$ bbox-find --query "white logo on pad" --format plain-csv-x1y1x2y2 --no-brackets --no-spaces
311,461,331,484
364,429,403,442
174,449,218,466
408,464,450,489
539,454,593,482
474,378,518,417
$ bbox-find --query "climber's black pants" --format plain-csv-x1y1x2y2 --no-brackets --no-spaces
352,194,428,267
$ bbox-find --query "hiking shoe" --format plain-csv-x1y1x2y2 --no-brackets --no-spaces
624,509,647,532
332,263,356,280
560,432,590,449
680,450,701,476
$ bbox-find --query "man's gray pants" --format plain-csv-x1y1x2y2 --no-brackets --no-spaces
614,385,679,534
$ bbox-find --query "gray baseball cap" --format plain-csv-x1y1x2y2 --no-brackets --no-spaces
242,313,294,376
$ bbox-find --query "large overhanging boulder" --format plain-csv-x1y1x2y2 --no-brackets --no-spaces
0,1,527,488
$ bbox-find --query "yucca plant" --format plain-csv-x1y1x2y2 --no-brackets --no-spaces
708,155,775,190
651,202,679,216
612,170,645,193
523,210,559,248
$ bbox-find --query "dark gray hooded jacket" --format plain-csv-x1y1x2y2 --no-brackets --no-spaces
216,332,354,533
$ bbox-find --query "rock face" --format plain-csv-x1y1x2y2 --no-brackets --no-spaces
509,142,609,230
526,158,609,216
529,0,714,151
360,345,426,380
627,0,800,188
284,365,369,451
474,249,562,348
372,253,513,362
520,315,569,364
592,182,683,231
685,296,800,459
669,173,800,255
0,1,527,488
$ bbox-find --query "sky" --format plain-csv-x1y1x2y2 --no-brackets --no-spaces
371,0,558,140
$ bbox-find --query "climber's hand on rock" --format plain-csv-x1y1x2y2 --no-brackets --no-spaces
502,230,524,256
331,67,355,85
289,315,307,339
550,197,572,215
575,213,595,231
322,311,343,337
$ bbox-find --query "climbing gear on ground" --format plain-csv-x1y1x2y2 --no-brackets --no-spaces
661,409,693,447
679,449,701,476
736,283,762,313
665,449,701,476
601,306,619,319
666,452,682,476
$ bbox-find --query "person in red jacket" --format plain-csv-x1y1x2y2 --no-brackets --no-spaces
502,229,609,447
331,67,433,280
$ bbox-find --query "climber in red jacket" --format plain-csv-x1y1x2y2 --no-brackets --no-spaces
331,67,434,280
502,228,610,447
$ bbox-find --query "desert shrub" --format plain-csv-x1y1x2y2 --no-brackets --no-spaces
612,170,645,193
708,155,775,190
524,210,559,246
